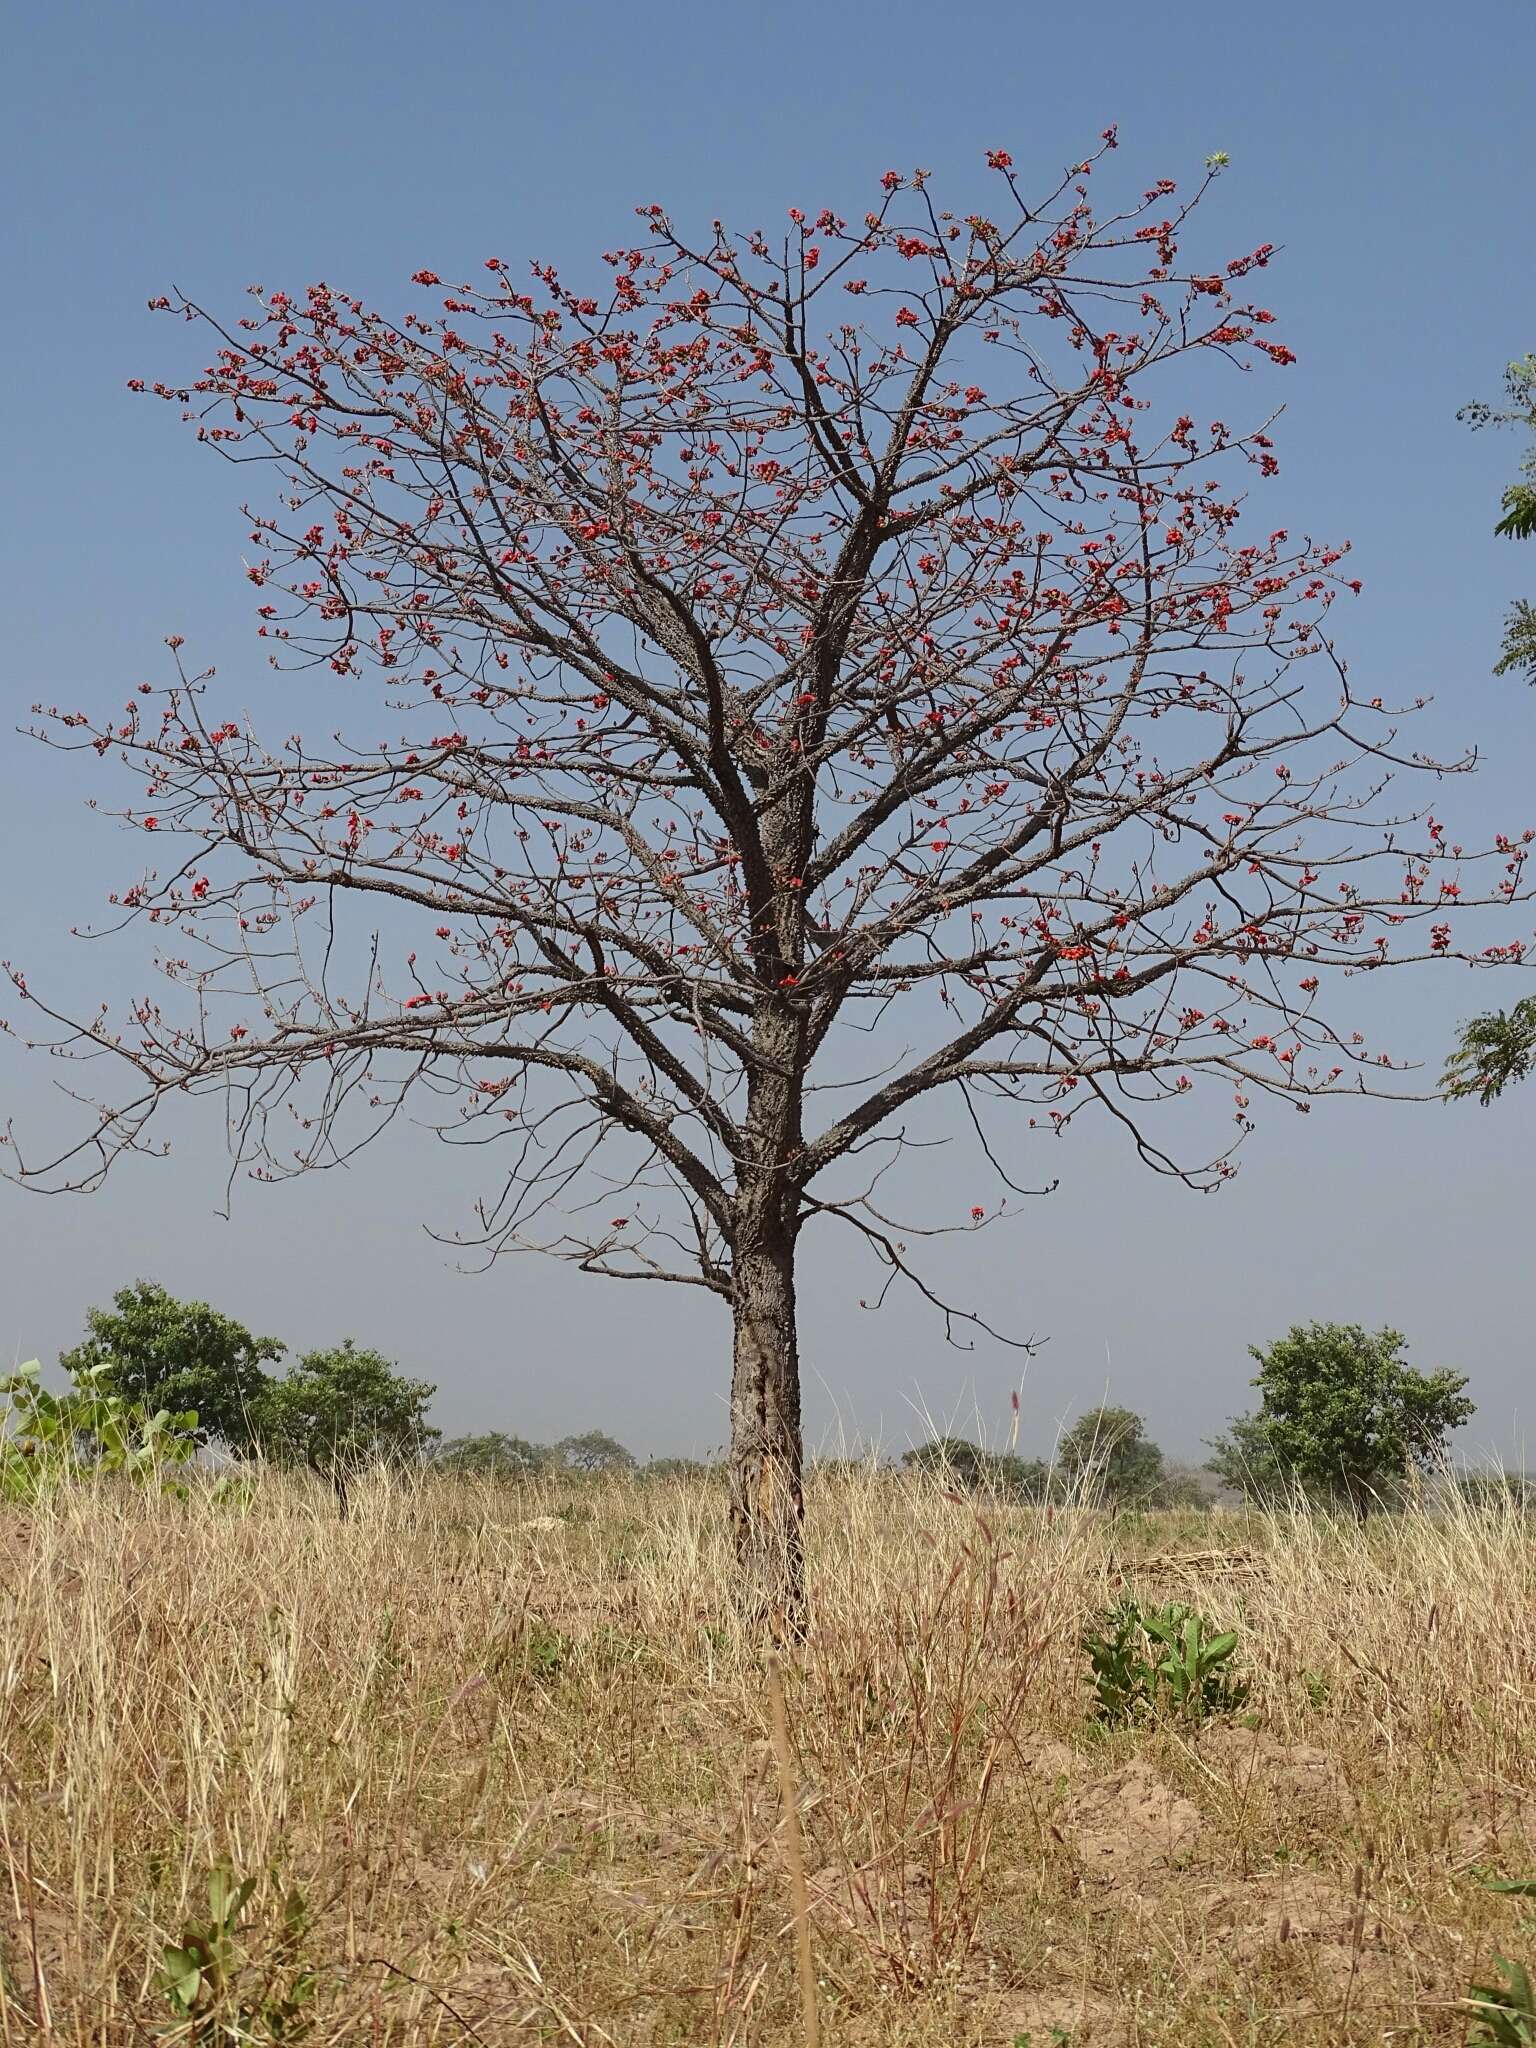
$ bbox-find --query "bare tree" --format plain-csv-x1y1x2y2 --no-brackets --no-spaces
9,138,1529,1631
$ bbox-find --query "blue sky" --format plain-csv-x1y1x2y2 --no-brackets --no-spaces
2,0,1533,1461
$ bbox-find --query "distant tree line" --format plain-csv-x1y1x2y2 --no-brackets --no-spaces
904,1323,1482,1519
56,1291,1492,1518
433,1429,645,1477
902,1405,1207,1507
63,1281,437,1495
53,1282,666,1489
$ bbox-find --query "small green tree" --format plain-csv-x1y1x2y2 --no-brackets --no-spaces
901,1436,1053,1501
61,1280,283,1451
551,1431,634,1474
1212,1322,1474,1517
433,1431,547,1478
1058,1405,1174,1505
902,1436,993,1490
1205,1412,1297,1505
250,1342,438,1505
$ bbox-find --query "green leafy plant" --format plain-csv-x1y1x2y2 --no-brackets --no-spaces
521,1618,570,1682
1207,1322,1473,1517
1465,1958,1536,2045
1301,1669,1332,1711
160,1865,314,2042
0,1360,198,1502
1084,1597,1248,1725
161,1866,258,2020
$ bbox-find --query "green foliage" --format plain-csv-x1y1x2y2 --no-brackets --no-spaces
1445,353,1536,1099
1210,1323,1474,1516
1058,1405,1192,1506
551,1429,634,1473
1083,1597,1248,1725
901,1436,1052,1501
1462,353,1536,679
1445,995,1536,1105
249,1341,438,1478
643,1455,717,1479
433,1430,548,1477
1494,598,1536,682
0,1359,198,1502
1466,1958,1536,2045
1205,1412,1301,1506
160,1864,315,2041
61,1279,283,1451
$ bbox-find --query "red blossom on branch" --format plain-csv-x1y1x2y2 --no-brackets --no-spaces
12,140,1533,1628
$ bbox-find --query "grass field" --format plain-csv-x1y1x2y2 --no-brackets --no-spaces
2,1469,1534,2044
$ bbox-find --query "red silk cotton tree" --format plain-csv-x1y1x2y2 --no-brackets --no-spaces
10,138,1530,1630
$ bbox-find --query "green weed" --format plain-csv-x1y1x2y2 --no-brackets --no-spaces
1083,1597,1248,1725
1466,1958,1536,2045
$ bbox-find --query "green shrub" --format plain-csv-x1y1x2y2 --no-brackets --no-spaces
160,1864,315,2041
0,1360,198,1502
1083,1597,1248,1725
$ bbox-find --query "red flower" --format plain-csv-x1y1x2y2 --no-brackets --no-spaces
895,307,920,328
970,1204,985,1219
412,270,441,286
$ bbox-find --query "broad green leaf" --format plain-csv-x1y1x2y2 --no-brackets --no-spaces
161,1945,203,2011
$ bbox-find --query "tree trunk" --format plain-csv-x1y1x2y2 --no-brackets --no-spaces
729,1226,807,1641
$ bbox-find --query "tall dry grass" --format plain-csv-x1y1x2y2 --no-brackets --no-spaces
0,1466,1533,2042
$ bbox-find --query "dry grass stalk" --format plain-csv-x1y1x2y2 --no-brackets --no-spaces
764,1654,818,2048
0,1465,1530,2042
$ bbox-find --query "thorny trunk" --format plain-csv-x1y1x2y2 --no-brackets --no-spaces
729,1219,806,1641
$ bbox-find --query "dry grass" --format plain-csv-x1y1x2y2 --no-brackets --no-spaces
0,1468,1533,2043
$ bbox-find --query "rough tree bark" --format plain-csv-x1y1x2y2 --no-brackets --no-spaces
728,1219,806,1638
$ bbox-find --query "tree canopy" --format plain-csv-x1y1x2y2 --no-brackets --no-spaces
60,1279,284,1451
249,1341,439,1477
1057,1403,1194,1505
901,1435,1051,1500
1442,354,1536,1106
16,141,1529,1627
1207,1322,1474,1515
552,1430,636,1473
433,1430,548,1477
